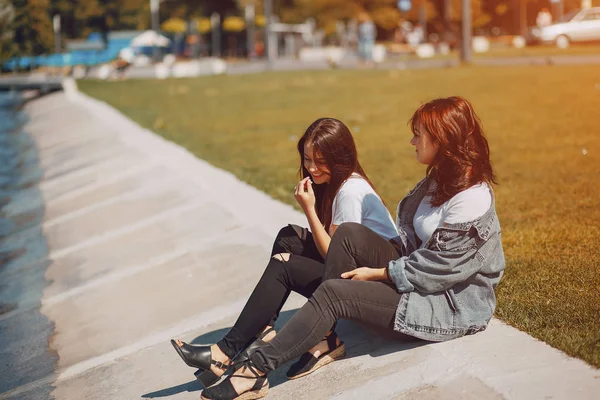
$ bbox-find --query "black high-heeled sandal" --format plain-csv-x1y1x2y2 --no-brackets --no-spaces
285,330,345,380
171,326,276,388
170,340,230,387
201,358,269,400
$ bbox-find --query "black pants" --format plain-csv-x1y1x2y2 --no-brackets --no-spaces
250,222,404,372
217,225,325,359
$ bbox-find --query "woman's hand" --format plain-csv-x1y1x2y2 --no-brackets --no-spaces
341,267,387,281
294,177,316,212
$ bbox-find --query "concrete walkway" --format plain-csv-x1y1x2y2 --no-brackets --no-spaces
4,87,599,399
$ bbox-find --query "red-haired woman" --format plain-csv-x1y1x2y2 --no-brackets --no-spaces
200,97,506,400
172,118,398,387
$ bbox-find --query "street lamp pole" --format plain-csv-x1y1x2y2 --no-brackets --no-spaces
264,0,274,69
460,0,471,63
245,3,256,59
518,0,527,36
211,13,221,57
551,0,563,22
150,0,160,62
559,0,564,19
444,0,451,45
53,14,61,54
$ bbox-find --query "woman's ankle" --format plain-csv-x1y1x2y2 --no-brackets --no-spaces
308,333,340,358
210,344,230,364
240,363,266,377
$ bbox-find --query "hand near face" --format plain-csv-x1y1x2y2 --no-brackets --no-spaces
294,177,316,212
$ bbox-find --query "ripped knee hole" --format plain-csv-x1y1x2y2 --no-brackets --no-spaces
272,253,291,262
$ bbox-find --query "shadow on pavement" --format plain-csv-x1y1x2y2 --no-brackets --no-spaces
143,308,427,396
142,380,204,398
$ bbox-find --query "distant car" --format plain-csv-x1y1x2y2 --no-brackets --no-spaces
529,7,600,48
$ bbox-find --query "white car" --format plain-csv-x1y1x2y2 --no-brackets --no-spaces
530,7,600,48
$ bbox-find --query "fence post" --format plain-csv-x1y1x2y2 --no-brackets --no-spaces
460,0,471,63
211,13,221,58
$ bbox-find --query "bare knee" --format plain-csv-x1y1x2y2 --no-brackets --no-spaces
272,253,291,262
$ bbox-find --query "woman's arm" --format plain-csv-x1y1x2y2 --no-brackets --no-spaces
303,206,332,258
295,177,331,258
388,184,496,293
341,267,388,281
387,230,486,294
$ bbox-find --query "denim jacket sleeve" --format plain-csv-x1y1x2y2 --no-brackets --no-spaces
387,228,483,294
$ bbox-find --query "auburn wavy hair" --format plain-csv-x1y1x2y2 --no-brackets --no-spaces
297,118,379,232
410,97,497,207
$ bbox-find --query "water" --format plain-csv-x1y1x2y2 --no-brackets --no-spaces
0,92,56,398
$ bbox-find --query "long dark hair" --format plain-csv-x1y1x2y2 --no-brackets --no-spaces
297,118,378,232
410,96,497,207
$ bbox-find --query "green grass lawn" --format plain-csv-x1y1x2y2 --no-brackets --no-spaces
79,65,600,368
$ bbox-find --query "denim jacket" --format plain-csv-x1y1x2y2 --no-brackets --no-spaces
387,178,505,342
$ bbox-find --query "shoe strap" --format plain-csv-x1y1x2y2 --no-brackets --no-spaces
211,359,230,370
231,358,265,380
325,330,338,351
251,376,267,391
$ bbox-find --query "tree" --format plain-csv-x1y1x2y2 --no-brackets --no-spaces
11,0,53,56
73,0,121,43
48,0,150,43
166,0,239,17
0,0,16,61
279,0,486,35
237,0,302,22
118,0,151,31
288,0,398,32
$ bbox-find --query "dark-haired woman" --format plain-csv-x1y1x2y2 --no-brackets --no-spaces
200,97,506,400
171,118,398,387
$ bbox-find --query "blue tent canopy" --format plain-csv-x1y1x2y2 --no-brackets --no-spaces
2,30,141,71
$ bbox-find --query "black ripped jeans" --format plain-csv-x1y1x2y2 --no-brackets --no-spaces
216,225,326,359
249,222,405,373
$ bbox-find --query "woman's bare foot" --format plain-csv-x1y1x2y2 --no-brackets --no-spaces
174,339,230,377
